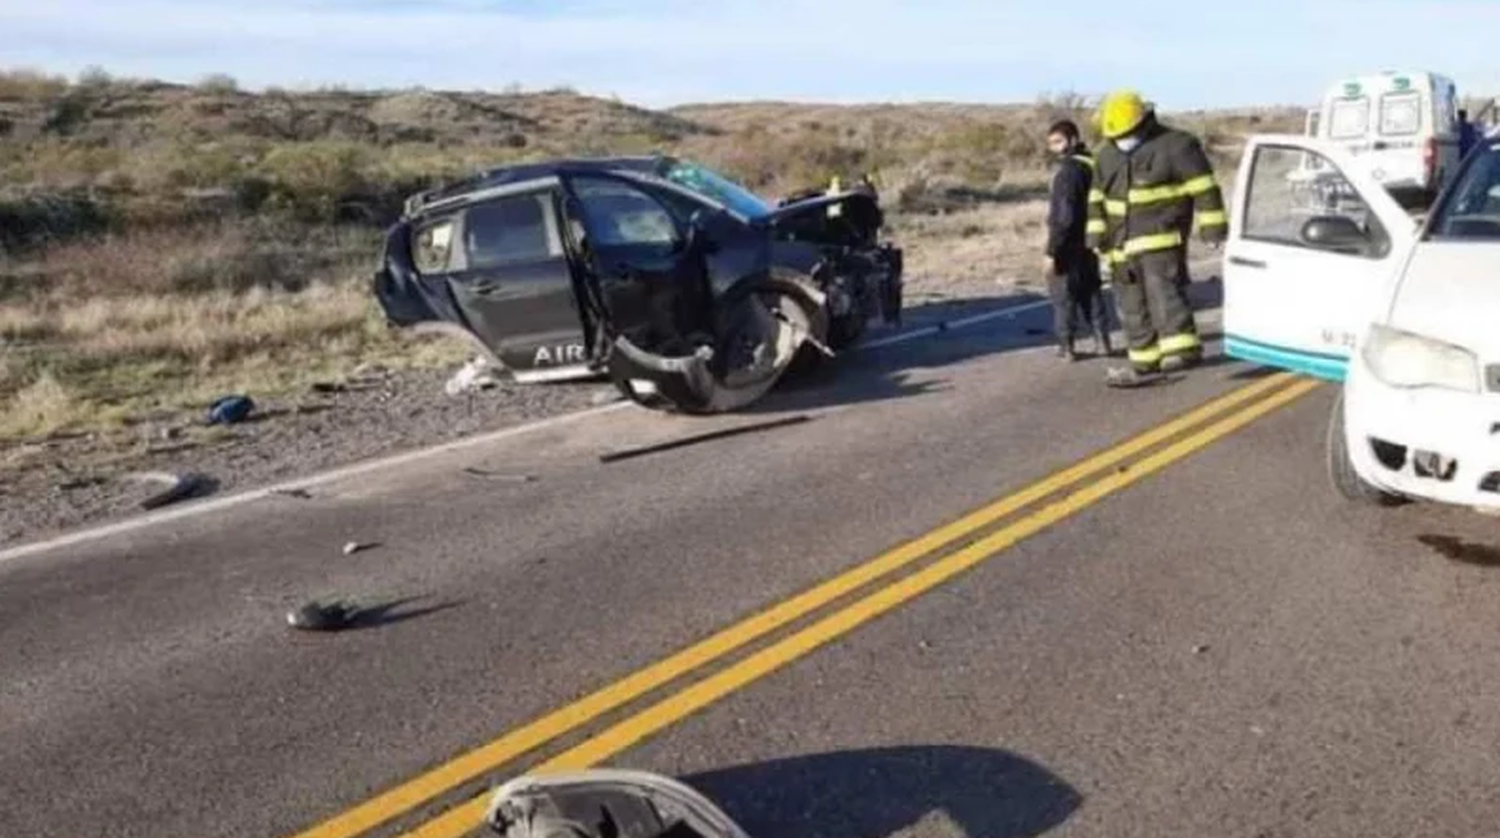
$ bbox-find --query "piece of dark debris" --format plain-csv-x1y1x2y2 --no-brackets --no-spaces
462,468,538,483
124,471,216,510
286,600,359,632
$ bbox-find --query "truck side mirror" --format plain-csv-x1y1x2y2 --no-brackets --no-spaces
1300,215,1370,254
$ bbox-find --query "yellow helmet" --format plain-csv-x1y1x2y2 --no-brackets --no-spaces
1097,89,1149,139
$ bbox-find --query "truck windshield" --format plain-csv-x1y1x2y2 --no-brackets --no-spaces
659,160,773,220
1427,144,1500,239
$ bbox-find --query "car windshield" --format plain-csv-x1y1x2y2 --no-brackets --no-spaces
1428,142,1500,239
658,160,773,219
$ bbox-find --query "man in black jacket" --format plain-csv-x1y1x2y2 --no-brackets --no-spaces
1043,119,1112,361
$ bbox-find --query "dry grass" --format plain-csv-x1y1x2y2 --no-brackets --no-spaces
0,69,1304,441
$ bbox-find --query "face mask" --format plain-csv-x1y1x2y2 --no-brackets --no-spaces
1113,136,1141,152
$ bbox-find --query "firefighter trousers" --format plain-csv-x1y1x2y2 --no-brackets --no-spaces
1114,248,1201,372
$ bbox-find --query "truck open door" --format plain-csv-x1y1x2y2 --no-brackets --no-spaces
1223,135,1417,380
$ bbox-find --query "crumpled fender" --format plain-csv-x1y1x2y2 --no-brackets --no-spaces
485,769,752,838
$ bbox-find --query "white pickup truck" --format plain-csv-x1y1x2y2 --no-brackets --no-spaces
1223,132,1500,513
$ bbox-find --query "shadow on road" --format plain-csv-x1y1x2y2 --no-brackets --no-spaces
747,292,1057,413
1417,534,1500,568
347,595,464,630
747,275,1245,413
685,745,1082,838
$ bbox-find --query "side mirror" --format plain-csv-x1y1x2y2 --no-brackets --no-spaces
1300,215,1369,253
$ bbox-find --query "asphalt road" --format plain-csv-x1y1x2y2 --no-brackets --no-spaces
5,284,1500,838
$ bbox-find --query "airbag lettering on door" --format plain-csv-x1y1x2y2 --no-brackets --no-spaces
534,343,587,365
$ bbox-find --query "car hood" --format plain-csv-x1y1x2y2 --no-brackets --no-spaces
1386,242,1500,359
761,191,877,227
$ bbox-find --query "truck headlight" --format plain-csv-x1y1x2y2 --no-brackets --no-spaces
1361,324,1480,392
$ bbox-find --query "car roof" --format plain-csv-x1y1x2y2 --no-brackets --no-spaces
410,155,664,213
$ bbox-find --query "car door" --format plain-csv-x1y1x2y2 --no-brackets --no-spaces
1222,135,1417,380
445,187,589,377
559,173,716,352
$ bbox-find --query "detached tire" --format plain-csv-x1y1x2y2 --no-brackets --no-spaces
1326,390,1404,506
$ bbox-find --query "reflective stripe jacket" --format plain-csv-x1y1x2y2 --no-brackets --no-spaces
1046,149,1098,258
1086,115,1228,262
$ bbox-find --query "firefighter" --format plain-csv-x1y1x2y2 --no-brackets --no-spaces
1043,118,1112,361
1086,89,1227,386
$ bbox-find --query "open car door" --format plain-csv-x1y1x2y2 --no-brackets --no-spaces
1223,134,1418,380
556,172,815,414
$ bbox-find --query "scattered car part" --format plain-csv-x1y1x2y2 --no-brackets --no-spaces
124,470,212,510
373,154,904,415
446,357,501,396
597,414,811,464
462,468,538,482
286,600,359,632
486,769,751,838
342,541,378,556
207,395,255,425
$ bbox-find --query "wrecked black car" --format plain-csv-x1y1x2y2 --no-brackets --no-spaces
373,155,904,413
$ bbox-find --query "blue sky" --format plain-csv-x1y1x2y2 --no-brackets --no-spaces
1,0,1496,109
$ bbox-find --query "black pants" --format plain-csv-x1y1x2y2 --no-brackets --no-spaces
1046,250,1108,344
1114,248,1200,371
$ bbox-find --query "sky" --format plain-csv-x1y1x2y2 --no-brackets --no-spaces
1,0,1498,110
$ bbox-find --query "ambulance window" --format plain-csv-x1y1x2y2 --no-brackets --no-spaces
1241,144,1387,258
1329,97,1369,140
1379,91,1421,136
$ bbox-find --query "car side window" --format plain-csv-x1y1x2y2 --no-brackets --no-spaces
411,217,456,274
1242,144,1388,258
571,177,679,247
462,192,560,269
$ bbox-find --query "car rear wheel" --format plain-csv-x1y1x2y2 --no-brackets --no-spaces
1326,390,1405,506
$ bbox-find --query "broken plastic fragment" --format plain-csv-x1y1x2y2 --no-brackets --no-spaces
286,600,358,632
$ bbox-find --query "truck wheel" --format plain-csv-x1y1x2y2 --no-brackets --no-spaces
1326,390,1405,506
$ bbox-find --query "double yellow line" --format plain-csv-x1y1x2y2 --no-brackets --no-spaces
287,370,1319,838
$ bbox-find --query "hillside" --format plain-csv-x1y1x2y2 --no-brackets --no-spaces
0,68,1304,447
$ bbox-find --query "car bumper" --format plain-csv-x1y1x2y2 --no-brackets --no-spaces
1345,359,1500,508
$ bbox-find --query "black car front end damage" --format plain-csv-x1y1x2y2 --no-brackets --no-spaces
373,155,903,414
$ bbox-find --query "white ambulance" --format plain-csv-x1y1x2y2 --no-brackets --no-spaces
1223,132,1500,513
1296,70,1465,207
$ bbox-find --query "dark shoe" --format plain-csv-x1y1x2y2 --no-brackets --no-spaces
1093,328,1114,357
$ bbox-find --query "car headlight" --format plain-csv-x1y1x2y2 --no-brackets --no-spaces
1360,323,1480,392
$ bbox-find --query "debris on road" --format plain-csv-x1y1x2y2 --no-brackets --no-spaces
342,541,378,556
590,387,625,406
463,468,538,483
444,357,500,397
206,395,256,425
286,600,359,632
124,470,213,510
55,475,107,492
270,487,313,500
598,414,813,464
1193,643,1211,655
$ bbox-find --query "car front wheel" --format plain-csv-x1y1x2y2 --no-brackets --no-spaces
1326,390,1405,506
